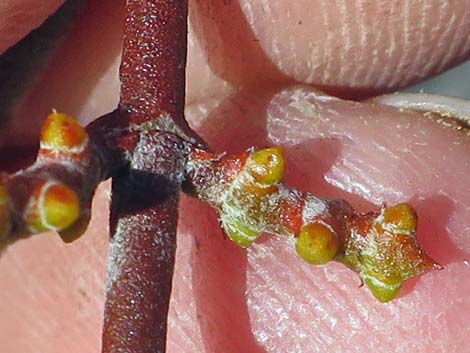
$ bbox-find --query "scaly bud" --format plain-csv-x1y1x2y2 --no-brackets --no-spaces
58,209,91,243
187,146,440,302
220,195,261,247
383,203,417,233
362,276,402,303
221,216,260,248
25,181,80,233
343,205,441,302
40,112,87,152
247,147,285,186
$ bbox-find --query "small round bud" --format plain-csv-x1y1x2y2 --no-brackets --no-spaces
296,222,338,265
43,183,80,230
58,210,91,243
26,181,80,233
40,112,87,152
247,147,285,185
383,203,417,233
221,218,260,248
363,276,402,303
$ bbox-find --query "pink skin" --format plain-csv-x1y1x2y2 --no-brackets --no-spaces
0,0,64,54
0,1,469,352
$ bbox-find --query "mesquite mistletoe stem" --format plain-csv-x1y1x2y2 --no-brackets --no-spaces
0,1,441,353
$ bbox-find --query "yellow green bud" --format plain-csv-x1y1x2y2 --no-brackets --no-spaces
58,210,90,243
296,222,338,265
247,147,285,186
221,217,260,248
26,181,80,233
363,276,402,303
383,203,417,233
43,183,80,230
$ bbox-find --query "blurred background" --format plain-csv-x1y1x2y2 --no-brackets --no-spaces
406,61,470,99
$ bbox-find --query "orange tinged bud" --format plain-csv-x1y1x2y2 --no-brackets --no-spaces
383,203,417,233
26,181,80,233
43,183,80,230
40,112,87,152
296,222,338,265
247,147,285,186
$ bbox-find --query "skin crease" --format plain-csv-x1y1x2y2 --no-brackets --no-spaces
0,0,469,352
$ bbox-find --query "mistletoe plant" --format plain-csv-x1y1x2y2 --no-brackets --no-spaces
3,0,465,352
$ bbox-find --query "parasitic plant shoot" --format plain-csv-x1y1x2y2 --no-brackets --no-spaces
0,1,455,352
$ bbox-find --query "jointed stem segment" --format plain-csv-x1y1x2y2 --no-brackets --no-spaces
0,109,440,351
185,146,441,302
0,0,443,352
0,111,103,249
1,111,439,305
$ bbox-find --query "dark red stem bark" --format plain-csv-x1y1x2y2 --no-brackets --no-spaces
119,0,191,133
103,185,178,353
101,1,193,352
102,131,187,353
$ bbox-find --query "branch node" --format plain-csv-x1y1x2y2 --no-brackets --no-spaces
185,145,441,302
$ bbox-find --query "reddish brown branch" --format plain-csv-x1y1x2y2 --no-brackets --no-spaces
119,0,192,135
103,171,180,353
100,125,190,353
0,112,104,247
101,1,195,351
